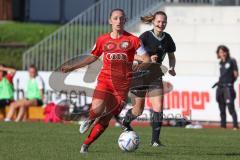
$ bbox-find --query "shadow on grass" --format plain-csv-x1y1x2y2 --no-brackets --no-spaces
207,152,240,157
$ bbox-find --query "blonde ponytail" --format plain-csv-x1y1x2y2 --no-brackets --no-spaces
141,11,167,24
140,14,154,24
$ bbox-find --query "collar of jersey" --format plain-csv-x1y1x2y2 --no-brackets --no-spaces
220,57,231,64
108,31,126,40
150,29,165,41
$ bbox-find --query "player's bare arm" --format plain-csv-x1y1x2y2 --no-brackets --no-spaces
61,55,98,73
168,52,176,76
0,66,16,76
134,54,150,63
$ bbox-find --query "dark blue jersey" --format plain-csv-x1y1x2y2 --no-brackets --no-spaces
139,30,176,63
219,58,238,84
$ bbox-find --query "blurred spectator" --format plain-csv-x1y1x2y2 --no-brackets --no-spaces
0,64,16,117
215,45,239,130
5,65,44,122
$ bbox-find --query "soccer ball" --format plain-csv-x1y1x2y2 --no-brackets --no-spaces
118,131,140,152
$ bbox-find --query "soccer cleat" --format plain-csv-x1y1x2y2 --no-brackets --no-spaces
80,144,89,154
233,127,238,131
79,119,94,134
151,141,165,147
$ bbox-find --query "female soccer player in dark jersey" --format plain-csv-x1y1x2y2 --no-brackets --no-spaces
61,8,150,153
121,11,176,147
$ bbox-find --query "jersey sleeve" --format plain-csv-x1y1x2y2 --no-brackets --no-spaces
91,37,103,57
167,34,176,53
133,37,146,56
231,58,238,71
139,32,147,46
136,41,146,56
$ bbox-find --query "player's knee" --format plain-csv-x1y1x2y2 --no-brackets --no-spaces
228,108,235,115
89,107,100,118
11,103,18,109
24,102,32,108
91,103,105,115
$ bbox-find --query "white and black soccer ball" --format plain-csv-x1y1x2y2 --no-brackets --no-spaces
118,131,140,152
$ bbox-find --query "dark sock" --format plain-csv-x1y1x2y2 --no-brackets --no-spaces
114,115,122,124
123,109,137,126
151,111,163,143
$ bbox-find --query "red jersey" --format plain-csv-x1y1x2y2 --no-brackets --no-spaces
91,31,141,83
6,73,14,84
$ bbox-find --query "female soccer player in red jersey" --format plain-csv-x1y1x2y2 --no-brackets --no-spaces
62,8,150,153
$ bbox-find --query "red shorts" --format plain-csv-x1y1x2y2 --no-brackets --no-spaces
92,80,129,115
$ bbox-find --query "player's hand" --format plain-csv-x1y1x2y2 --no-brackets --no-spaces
61,65,73,73
168,68,176,76
150,55,158,63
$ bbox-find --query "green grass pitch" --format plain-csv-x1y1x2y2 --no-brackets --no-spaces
1,122,240,160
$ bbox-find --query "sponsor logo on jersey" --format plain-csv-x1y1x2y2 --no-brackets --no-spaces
158,44,163,49
105,52,128,60
225,62,230,69
120,41,131,50
104,42,117,51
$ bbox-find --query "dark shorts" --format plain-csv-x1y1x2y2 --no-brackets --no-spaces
130,77,163,98
0,99,12,108
26,99,43,106
130,63,163,98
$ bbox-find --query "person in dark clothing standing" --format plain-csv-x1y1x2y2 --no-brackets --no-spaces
215,45,239,130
